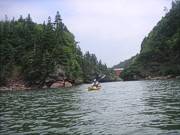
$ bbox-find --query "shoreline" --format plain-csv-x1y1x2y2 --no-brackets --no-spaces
0,80,74,92
1,76,180,91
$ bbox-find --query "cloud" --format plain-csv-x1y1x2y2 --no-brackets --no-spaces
0,0,172,66
63,0,172,66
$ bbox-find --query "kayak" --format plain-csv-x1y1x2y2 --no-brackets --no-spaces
88,86,101,91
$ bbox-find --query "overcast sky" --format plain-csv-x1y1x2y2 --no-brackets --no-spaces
0,0,172,67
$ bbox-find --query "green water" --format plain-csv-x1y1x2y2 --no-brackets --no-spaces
1,80,180,135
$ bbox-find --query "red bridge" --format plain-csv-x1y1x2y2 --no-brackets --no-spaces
113,68,124,77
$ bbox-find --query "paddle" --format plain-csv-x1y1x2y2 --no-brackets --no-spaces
91,75,106,86
97,75,106,82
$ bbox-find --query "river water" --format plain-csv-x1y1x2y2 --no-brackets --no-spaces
1,80,180,135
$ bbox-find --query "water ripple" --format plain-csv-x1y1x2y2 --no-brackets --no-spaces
1,80,180,134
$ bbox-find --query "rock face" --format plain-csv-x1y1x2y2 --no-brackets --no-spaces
48,66,65,81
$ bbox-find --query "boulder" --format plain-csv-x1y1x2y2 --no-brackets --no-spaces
42,85,48,89
50,81,64,88
64,81,72,88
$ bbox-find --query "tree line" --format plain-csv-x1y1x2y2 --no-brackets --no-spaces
121,1,180,80
0,12,115,87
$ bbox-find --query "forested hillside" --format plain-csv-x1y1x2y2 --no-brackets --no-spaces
121,1,180,80
113,55,138,69
0,12,115,88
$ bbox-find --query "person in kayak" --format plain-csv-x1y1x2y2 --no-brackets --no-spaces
91,79,96,86
91,79,100,87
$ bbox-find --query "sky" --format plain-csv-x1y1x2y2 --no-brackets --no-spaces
0,0,172,67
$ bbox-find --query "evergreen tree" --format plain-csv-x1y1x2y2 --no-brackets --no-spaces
0,12,115,87
121,1,180,80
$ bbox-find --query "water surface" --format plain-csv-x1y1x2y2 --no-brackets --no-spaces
1,80,180,135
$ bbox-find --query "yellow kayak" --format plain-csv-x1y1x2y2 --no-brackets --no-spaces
88,86,101,91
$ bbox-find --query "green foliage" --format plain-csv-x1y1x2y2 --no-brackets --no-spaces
81,51,115,82
0,41,14,84
0,12,114,86
113,55,138,69
121,1,180,80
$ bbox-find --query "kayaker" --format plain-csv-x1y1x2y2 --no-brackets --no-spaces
91,79,96,87
91,79,100,87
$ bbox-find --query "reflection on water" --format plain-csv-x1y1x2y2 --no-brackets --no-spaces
0,80,180,135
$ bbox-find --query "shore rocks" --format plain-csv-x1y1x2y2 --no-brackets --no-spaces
145,75,174,80
50,81,72,88
64,81,72,87
50,81,65,88
0,80,73,91
0,79,31,91
0,85,30,91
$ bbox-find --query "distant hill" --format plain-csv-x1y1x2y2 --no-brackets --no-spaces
121,1,180,80
113,55,138,69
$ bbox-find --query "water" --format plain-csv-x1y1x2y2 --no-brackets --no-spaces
1,80,180,135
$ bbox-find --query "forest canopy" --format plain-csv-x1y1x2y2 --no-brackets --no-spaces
120,1,180,80
0,12,115,87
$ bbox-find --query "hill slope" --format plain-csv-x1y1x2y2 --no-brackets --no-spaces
113,55,138,69
0,12,115,88
121,1,180,80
